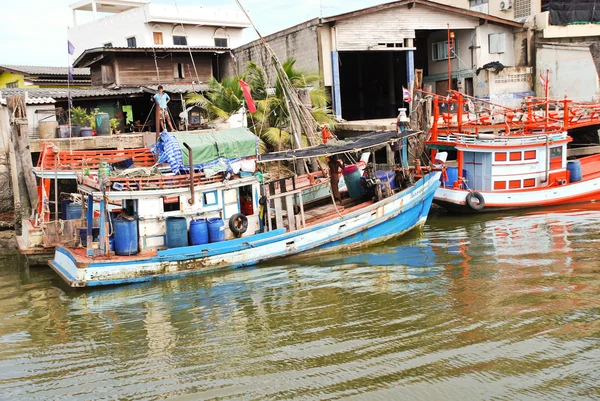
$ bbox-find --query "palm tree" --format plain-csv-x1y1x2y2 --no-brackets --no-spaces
185,58,336,153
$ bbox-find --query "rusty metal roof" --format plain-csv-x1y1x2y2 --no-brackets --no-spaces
0,65,90,76
0,87,146,99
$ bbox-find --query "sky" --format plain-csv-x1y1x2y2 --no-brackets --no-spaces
0,0,385,66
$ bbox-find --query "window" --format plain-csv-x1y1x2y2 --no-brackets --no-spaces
510,152,522,161
495,152,507,162
173,35,187,46
153,32,163,45
203,191,218,206
489,33,506,54
550,146,562,158
509,180,521,189
126,37,136,48
469,0,488,6
162,196,180,212
6,81,18,88
432,40,456,62
104,42,113,48
174,63,185,79
214,37,228,47
523,178,536,188
524,150,536,160
494,181,507,190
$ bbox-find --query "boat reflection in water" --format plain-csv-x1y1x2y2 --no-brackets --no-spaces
1,205,599,400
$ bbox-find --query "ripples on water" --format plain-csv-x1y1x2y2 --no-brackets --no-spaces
0,207,599,400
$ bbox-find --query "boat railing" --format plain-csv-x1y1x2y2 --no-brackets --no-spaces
435,131,568,146
81,171,225,192
37,144,156,171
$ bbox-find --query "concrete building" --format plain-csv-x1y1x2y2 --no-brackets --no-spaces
233,0,527,121
429,0,542,21
534,7,600,101
68,0,250,60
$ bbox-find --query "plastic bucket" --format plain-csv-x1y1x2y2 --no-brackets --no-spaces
376,170,396,189
342,165,362,199
71,125,81,138
80,127,94,137
207,218,225,243
113,217,139,255
567,160,582,182
66,203,82,220
189,218,209,245
57,125,70,138
166,216,189,248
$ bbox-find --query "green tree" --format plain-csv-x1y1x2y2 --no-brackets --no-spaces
185,58,336,153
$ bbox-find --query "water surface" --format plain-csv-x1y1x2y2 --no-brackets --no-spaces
1,207,599,400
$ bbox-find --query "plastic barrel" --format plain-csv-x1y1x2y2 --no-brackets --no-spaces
207,218,226,243
166,216,189,248
95,113,110,136
567,160,582,183
189,218,209,245
114,217,139,255
66,203,82,220
61,199,73,220
342,165,362,199
376,170,397,189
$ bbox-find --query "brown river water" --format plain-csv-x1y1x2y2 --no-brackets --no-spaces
0,206,599,400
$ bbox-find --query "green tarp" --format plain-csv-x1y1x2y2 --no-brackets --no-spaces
174,127,258,166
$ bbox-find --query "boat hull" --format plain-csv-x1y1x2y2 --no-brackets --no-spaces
434,175,600,213
49,172,441,287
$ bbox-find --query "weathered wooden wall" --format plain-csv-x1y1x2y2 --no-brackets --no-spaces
91,54,214,87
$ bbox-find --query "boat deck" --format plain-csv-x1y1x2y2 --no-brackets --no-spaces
69,247,158,266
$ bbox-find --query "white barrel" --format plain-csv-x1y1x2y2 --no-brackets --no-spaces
38,121,58,139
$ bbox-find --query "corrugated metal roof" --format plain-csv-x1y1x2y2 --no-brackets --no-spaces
144,84,208,94
0,87,146,99
0,96,56,105
0,65,90,76
0,84,206,101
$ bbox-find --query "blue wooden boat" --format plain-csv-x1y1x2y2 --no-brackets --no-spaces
48,129,441,287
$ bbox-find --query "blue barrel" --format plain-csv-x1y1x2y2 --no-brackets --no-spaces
376,170,397,189
114,217,139,256
567,160,582,183
61,199,73,220
109,237,115,252
443,167,468,188
207,218,226,243
342,165,362,199
166,216,189,248
189,218,209,245
66,203,82,220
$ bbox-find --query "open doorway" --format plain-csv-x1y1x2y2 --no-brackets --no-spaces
339,51,407,121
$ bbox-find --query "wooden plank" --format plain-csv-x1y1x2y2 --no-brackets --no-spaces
30,133,146,152
568,146,600,157
285,194,295,231
274,197,284,230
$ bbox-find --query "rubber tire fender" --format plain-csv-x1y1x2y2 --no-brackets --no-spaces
229,213,248,238
466,191,485,211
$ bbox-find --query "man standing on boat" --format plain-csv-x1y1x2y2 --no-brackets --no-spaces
328,155,344,203
153,86,177,132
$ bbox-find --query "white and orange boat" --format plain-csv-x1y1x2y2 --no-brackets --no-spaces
425,91,600,212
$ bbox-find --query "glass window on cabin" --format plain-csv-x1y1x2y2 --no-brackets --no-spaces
550,147,563,158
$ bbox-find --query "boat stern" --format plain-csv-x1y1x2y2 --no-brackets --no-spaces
48,247,87,287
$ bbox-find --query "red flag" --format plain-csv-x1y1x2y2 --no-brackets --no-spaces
238,79,256,113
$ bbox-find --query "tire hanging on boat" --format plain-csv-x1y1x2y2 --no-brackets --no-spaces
229,213,248,237
466,191,485,211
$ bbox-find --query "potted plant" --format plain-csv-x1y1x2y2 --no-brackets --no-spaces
70,106,89,137
110,118,121,135
82,110,97,137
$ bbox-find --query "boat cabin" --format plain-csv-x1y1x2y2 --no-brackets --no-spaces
440,131,572,191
